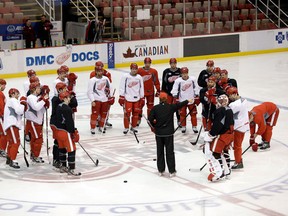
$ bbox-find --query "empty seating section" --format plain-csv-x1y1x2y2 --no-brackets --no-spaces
0,0,24,24
97,0,277,40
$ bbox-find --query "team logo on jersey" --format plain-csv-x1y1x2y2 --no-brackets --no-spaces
181,83,192,91
168,75,179,83
97,82,106,90
128,81,139,88
142,74,152,82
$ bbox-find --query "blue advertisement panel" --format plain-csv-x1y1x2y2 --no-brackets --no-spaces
107,42,115,68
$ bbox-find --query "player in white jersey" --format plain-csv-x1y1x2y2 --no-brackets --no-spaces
53,65,69,96
118,63,144,134
171,67,200,133
3,88,26,169
226,87,249,169
26,82,49,163
87,65,113,134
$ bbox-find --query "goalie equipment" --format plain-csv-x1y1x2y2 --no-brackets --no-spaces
180,67,189,74
206,60,214,67
8,88,20,96
204,143,223,181
0,79,7,85
216,94,229,108
56,82,67,92
59,91,70,101
203,131,215,142
169,58,177,64
144,57,152,64
27,69,36,77
130,63,138,70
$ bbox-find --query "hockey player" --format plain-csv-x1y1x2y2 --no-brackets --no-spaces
148,92,194,177
203,94,234,181
249,102,279,150
197,60,214,88
218,69,238,91
56,91,81,176
171,67,200,133
87,64,113,134
26,82,49,163
226,87,249,169
53,65,69,96
3,88,26,169
24,69,36,94
90,61,113,127
137,57,160,126
161,58,181,104
118,63,144,134
0,79,7,157
199,76,225,131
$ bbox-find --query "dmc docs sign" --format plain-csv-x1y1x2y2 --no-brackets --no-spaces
21,43,107,71
116,37,182,63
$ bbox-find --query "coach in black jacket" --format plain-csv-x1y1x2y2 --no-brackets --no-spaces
148,92,193,177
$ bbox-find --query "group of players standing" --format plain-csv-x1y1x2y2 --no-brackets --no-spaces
0,57,279,181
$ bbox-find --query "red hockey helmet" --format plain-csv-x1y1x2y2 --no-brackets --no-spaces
0,79,6,85
226,86,238,95
29,76,39,84
8,88,19,97
29,82,40,91
169,58,177,64
180,67,189,74
220,69,228,75
60,65,69,72
206,60,214,67
59,91,70,101
95,61,104,67
56,82,67,91
130,63,138,70
144,57,152,64
27,69,36,77
212,67,221,74
207,76,217,83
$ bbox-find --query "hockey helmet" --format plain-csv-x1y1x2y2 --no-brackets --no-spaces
29,82,40,91
169,58,177,64
27,69,36,77
0,79,6,85
130,63,138,70
8,88,20,96
226,86,238,95
56,82,67,91
206,60,214,67
29,76,40,84
180,67,189,74
144,57,152,64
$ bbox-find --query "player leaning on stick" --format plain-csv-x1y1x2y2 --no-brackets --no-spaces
0,79,7,158
226,87,249,169
3,88,26,169
87,64,113,134
26,82,50,163
249,102,279,151
203,94,234,182
137,57,161,126
148,92,194,178
56,91,81,176
171,67,200,134
118,63,144,134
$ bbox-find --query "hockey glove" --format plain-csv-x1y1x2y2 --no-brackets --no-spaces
118,96,125,106
249,135,255,146
67,72,78,85
204,132,216,142
20,96,28,111
72,129,80,143
108,96,115,105
41,85,50,96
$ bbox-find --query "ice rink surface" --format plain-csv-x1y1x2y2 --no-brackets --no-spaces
0,52,287,216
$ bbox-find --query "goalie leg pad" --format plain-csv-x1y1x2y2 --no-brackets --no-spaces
205,149,223,181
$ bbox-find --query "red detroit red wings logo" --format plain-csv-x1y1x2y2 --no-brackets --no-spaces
168,75,179,83
97,82,106,90
128,81,139,88
181,83,192,91
142,74,152,82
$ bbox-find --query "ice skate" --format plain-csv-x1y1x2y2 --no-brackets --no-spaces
192,126,198,133
98,127,106,133
105,121,112,127
181,127,186,133
31,155,44,163
0,149,7,158
90,128,96,135
123,128,129,134
9,160,20,169
231,162,244,170
259,142,270,150
130,127,138,134
67,168,81,176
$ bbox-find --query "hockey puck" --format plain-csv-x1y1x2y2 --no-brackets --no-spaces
153,158,156,161
123,180,128,183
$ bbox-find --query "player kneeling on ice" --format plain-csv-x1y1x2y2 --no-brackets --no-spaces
56,92,81,176
26,83,49,163
249,102,279,151
203,95,234,182
3,88,26,169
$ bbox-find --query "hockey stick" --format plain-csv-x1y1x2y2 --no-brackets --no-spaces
23,113,29,167
45,109,50,164
173,106,194,133
190,125,203,145
77,142,99,166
